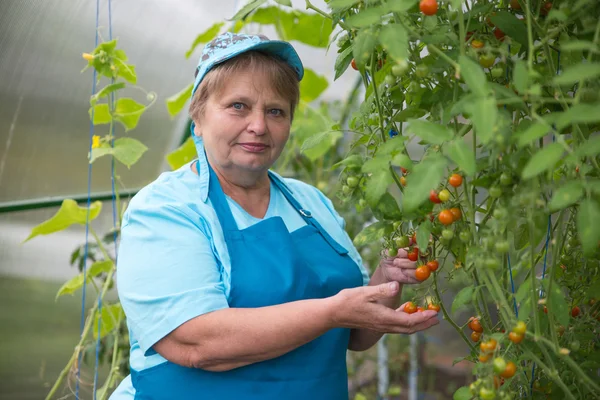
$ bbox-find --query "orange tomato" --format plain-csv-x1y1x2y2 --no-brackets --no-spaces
415,265,431,281
449,173,463,187
471,39,484,49
427,303,440,312
351,59,358,70
480,338,497,353
404,301,418,314
471,331,482,342
508,332,524,344
479,353,491,362
469,317,484,332
501,361,516,378
438,210,454,226
419,0,438,16
400,176,407,186
426,260,439,272
450,207,462,221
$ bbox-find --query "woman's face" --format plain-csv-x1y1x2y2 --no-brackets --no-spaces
194,69,292,177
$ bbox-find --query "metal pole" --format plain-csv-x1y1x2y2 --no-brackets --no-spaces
408,333,418,400
377,334,389,399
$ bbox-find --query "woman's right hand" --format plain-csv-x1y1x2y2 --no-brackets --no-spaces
329,282,439,334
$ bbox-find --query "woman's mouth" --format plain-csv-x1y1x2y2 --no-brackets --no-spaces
239,143,268,152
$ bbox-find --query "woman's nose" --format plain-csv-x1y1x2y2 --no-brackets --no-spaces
246,111,267,135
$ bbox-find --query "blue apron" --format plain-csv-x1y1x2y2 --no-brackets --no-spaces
130,161,364,399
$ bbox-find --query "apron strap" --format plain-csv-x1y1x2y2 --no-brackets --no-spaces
205,160,240,233
269,172,348,256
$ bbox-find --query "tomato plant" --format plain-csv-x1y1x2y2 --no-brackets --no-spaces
311,0,600,397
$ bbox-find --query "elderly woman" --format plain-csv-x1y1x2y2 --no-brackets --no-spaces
110,32,439,400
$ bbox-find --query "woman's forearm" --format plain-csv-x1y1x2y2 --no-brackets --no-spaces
348,266,402,352
155,297,337,371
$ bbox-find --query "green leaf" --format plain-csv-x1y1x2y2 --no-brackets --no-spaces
345,8,383,28
386,0,419,12
560,41,599,53
416,220,432,250
489,11,528,47
300,68,328,103
185,23,224,58
392,107,427,122
90,83,125,106
352,29,377,69
56,260,114,299
512,60,529,94
334,44,354,80
274,0,292,6
332,154,364,170
89,104,111,125
521,143,564,180
327,0,360,10
517,121,551,148
391,153,413,171
452,286,474,314
378,137,406,156
553,63,600,86
166,136,197,170
90,137,148,168
378,23,409,62
93,303,124,340
541,279,569,328
464,96,497,144
577,199,600,256
366,172,394,207
230,0,267,20
116,61,137,84
354,393,368,400
405,120,453,144
362,154,392,174
402,156,447,212
300,130,343,161
353,221,392,247
573,135,600,159
444,139,476,176
374,193,402,220
166,83,193,118
555,103,600,130
453,386,471,400
548,181,584,212
24,200,102,242
113,98,146,131
459,55,489,97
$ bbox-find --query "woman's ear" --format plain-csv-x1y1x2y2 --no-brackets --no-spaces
193,121,201,137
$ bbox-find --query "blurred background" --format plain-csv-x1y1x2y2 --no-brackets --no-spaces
0,0,473,399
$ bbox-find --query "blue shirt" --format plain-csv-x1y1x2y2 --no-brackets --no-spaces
114,140,370,395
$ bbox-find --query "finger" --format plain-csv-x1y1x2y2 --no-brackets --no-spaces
394,248,409,258
399,317,440,334
384,268,418,283
392,258,417,269
366,281,400,301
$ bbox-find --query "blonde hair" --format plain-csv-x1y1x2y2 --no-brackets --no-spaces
189,51,300,122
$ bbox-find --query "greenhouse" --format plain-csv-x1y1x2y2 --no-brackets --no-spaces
1,0,599,399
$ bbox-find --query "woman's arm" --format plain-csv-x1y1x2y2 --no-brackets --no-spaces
153,281,437,372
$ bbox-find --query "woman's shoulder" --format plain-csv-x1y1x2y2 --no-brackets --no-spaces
123,161,204,222
275,174,340,220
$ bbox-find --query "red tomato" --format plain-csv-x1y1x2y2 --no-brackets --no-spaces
404,301,417,314
427,303,440,312
571,306,581,317
438,210,454,226
494,28,506,41
351,59,358,70
426,260,439,272
448,173,463,187
429,190,442,204
415,265,431,281
469,317,483,333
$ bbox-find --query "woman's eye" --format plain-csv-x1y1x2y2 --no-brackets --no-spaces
269,109,283,116
231,103,244,110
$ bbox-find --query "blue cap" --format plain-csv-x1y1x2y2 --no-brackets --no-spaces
191,32,304,99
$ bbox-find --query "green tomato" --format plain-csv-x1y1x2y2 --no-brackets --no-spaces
359,198,367,207
388,247,399,257
489,186,502,198
493,357,507,375
415,64,429,78
480,387,496,400
442,229,454,240
499,173,512,186
407,81,421,93
570,340,580,352
459,231,471,243
392,60,409,77
495,241,510,254
393,221,402,230
317,181,327,192
493,208,507,220
395,236,410,248
480,54,496,69
347,176,359,188
385,74,397,86
438,189,451,202
491,66,504,78
342,185,352,195
484,257,500,270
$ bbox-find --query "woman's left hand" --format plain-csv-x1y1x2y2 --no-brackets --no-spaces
379,249,420,284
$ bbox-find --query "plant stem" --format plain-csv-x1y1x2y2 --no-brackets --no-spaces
370,53,387,143
305,0,350,30
427,44,459,70
525,0,535,70
524,349,577,400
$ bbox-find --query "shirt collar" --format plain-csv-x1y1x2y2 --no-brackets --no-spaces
192,133,293,203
